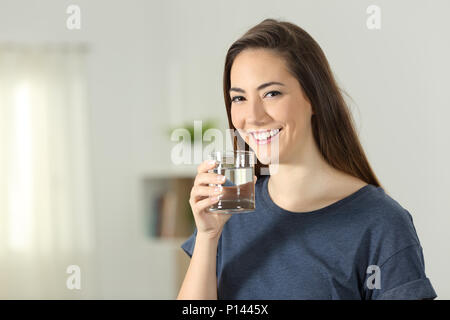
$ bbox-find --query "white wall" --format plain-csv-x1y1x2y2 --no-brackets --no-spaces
0,0,179,299
1,0,449,299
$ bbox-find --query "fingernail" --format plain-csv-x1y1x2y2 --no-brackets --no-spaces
208,160,217,166
210,195,220,201
214,186,223,194
217,175,226,182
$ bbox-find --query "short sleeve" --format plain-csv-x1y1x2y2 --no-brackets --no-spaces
181,227,197,258
365,244,437,300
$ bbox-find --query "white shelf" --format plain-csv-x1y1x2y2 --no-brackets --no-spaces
145,236,187,247
142,165,197,179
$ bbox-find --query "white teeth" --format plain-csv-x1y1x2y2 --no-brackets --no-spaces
270,129,279,137
251,128,280,140
256,132,269,139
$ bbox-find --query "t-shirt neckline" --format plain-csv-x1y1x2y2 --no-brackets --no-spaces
260,174,375,216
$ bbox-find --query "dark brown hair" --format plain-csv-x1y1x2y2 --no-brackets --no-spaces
223,18,382,188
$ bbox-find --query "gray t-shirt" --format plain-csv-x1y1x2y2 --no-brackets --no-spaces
181,174,437,300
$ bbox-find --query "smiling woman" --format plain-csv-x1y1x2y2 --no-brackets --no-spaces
223,24,378,184
178,18,437,300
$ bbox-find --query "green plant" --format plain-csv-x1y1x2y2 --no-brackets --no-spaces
167,119,219,144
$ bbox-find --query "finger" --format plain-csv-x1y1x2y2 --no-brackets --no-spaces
191,185,223,202
197,159,218,174
195,194,221,213
194,172,226,186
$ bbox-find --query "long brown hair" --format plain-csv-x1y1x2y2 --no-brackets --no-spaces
223,18,382,188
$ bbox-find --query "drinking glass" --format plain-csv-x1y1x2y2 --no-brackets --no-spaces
207,150,256,214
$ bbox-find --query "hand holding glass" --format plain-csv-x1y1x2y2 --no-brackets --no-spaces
207,150,256,214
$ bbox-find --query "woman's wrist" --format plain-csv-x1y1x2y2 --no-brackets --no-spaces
196,230,222,242
192,231,220,261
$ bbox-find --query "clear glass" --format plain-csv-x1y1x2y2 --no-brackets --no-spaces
207,150,256,214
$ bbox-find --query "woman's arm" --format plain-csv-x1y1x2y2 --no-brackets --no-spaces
177,233,220,300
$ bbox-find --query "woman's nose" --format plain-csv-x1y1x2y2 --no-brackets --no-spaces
246,97,267,121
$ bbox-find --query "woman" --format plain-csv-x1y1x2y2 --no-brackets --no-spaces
177,18,437,300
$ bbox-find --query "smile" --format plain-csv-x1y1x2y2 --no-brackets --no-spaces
248,128,283,145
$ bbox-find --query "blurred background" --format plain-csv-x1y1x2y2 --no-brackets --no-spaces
0,0,449,299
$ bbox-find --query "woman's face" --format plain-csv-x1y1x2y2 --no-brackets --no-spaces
230,48,314,165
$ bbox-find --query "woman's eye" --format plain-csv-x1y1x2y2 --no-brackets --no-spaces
265,90,281,98
231,96,245,103
231,91,281,103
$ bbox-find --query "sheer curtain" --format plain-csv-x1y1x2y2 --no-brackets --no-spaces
0,44,97,298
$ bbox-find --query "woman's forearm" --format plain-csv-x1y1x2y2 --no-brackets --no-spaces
177,233,220,300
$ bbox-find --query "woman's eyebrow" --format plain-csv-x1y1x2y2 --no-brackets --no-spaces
229,81,285,94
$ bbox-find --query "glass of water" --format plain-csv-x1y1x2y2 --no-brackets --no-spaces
207,150,256,214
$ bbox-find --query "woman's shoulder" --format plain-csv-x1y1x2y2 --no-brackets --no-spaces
335,175,411,223
352,183,422,248
359,184,414,223
323,173,420,245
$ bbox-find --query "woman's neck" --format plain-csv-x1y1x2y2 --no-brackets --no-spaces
266,140,364,212
268,160,336,207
